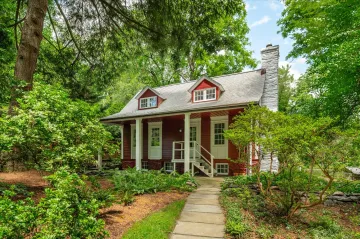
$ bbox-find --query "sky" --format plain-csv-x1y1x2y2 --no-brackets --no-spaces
245,0,307,79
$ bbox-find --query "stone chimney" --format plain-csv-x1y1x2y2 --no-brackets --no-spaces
260,44,279,112
260,44,279,172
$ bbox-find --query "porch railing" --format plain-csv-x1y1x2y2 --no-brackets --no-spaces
172,141,214,177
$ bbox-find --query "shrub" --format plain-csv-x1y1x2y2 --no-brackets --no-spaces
0,168,112,238
0,190,37,238
332,180,360,194
112,168,196,195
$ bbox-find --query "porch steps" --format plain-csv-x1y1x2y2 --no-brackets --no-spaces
193,162,212,177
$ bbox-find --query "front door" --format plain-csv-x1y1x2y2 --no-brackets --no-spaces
189,121,201,159
148,122,162,159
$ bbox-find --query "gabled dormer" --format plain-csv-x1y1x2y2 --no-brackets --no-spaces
136,87,165,110
188,76,224,103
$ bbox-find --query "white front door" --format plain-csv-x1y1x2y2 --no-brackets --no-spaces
148,122,162,159
211,116,228,159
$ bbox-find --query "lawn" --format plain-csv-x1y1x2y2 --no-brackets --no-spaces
122,199,186,239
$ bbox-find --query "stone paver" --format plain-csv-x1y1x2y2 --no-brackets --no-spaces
170,177,225,239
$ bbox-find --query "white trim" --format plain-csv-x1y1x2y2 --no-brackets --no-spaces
211,115,228,159
102,105,250,123
193,87,217,102
148,121,163,159
131,123,143,160
139,96,157,109
135,118,142,170
216,163,229,175
187,76,225,92
184,113,190,172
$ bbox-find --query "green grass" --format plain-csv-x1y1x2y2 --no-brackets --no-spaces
122,199,186,239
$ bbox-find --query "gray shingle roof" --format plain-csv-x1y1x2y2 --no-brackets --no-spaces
101,69,265,122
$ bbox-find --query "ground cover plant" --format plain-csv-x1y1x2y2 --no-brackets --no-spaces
122,199,186,239
221,176,360,239
112,168,196,204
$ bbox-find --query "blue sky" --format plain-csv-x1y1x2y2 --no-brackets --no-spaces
245,0,307,79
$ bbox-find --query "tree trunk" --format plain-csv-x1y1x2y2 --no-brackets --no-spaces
9,0,48,114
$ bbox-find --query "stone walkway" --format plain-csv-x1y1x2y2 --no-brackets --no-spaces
170,177,225,239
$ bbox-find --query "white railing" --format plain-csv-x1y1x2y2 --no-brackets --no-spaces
172,141,215,177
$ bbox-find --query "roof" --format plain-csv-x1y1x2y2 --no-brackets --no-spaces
187,76,225,92
135,86,165,100
101,69,265,122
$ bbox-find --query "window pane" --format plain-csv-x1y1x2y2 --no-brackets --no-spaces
165,162,174,171
151,128,160,146
140,99,147,108
194,91,204,101
132,129,136,146
206,88,216,100
149,97,157,107
214,123,225,145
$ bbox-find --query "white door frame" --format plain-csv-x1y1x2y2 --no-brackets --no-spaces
148,121,163,159
190,118,201,159
210,115,228,159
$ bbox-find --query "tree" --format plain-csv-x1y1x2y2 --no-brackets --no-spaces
278,64,294,113
278,0,360,125
7,0,255,112
225,106,358,217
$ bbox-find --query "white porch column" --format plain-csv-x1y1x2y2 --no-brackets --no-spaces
184,113,190,172
135,118,142,170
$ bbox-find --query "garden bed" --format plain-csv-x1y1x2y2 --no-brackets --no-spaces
0,169,192,238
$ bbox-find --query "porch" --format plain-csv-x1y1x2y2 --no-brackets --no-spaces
118,108,249,177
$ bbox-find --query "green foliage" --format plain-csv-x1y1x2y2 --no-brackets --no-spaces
278,64,295,113
35,168,110,238
309,215,349,239
122,199,186,239
113,168,196,196
0,182,30,197
0,190,37,239
332,180,360,194
1,82,118,171
225,106,359,217
0,168,111,238
279,0,360,125
221,195,251,237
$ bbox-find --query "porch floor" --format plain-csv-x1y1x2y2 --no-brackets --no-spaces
170,177,225,239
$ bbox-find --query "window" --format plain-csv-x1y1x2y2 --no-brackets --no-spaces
151,128,160,146
214,123,225,145
164,162,174,172
216,163,229,175
190,126,196,147
140,96,157,109
193,87,216,102
132,128,136,147
142,161,149,170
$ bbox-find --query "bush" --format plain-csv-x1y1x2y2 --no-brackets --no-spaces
112,168,196,195
0,190,37,238
332,180,360,194
0,168,112,238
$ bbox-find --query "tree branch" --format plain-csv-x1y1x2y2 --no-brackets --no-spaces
54,0,93,66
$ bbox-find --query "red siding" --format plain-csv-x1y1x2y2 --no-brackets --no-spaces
123,124,131,159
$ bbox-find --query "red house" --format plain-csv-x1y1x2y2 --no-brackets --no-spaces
101,44,279,176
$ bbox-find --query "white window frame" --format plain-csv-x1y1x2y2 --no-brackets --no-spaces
140,96,157,109
216,163,229,175
193,87,216,102
141,161,149,170
164,162,174,172
148,121,162,159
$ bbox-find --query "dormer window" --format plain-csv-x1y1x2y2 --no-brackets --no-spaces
194,87,216,102
140,96,157,109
